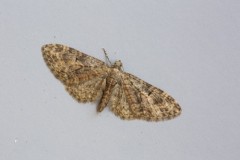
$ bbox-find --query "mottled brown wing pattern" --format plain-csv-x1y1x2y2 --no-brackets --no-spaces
109,73,181,121
42,44,181,121
66,77,106,102
42,44,109,102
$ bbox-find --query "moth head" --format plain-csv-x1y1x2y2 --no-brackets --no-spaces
113,60,123,70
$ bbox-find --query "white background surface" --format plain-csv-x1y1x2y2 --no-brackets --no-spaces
1,0,240,160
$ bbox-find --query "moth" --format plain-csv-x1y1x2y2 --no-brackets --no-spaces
42,44,181,121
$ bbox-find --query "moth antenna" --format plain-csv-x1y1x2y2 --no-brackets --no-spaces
102,48,112,66
121,64,125,71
